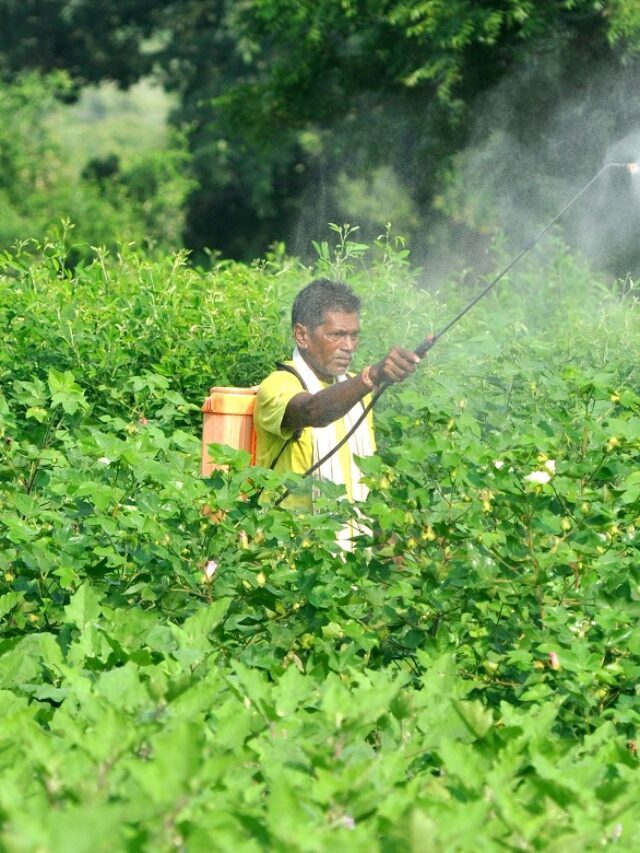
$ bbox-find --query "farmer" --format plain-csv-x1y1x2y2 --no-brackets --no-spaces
253,278,420,519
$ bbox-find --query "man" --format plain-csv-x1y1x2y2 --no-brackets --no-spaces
254,278,420,514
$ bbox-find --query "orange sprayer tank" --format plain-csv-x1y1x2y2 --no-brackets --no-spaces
201,386,258,476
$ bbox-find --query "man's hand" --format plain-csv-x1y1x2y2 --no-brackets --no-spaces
371,346,420,385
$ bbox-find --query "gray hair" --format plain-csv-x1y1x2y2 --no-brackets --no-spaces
291,278,361,330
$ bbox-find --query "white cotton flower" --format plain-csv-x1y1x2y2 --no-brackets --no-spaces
175,481,184,490
524,470,551,486
98,457,111,466
542,459,556,475
494,460,505,470
203,559,218,580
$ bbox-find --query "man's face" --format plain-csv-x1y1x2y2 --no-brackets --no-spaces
295,309,360,381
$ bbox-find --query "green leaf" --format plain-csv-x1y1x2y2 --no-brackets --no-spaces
451,699,493,740
95,661,149,710
0,591,21,619
181,597,232,645
63,582,102,630
47,368,87,415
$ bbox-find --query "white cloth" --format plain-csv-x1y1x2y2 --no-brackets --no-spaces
291,348,374,548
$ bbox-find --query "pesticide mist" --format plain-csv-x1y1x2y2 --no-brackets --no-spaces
425,54,640,286
579,130,640,277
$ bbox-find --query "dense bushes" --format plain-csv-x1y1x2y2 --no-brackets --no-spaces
1,233,640,848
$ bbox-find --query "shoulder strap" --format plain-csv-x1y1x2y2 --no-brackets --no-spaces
268,361,308,470
275,361,308,391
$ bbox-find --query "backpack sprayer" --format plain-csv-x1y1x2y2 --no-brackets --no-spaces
202,161,638,497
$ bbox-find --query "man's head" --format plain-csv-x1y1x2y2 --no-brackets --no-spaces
291,278,361,330
292,279,362,381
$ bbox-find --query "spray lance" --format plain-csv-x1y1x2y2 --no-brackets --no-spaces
274,160,638,507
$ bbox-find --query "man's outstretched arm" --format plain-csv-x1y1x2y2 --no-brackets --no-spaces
283,346,420,431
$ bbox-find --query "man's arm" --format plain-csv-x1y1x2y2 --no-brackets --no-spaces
282,346,420,431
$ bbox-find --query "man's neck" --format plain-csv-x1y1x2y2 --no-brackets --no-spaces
298,351,335,384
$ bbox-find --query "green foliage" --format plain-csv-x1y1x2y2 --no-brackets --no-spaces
0,74,192,256
157,0,640,263
0,0,158,86
5,1,639,266
45,80,175,165
2,1,640,839
2,232,640,846
608,0,640,54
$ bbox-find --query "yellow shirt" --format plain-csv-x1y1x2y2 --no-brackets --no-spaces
253,363,376,509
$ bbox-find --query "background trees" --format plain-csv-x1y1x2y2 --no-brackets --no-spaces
1,0,640,273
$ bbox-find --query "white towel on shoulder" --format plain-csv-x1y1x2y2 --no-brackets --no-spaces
291,347,373,503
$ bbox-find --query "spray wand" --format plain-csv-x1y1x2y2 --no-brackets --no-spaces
275,160,637,505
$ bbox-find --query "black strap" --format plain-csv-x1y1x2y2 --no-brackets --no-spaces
275,361,308,395
269,362,308,470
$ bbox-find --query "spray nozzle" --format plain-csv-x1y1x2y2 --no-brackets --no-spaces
606,162,639,173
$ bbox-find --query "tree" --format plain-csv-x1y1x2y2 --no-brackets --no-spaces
2,0,640,269
0,0,161,87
